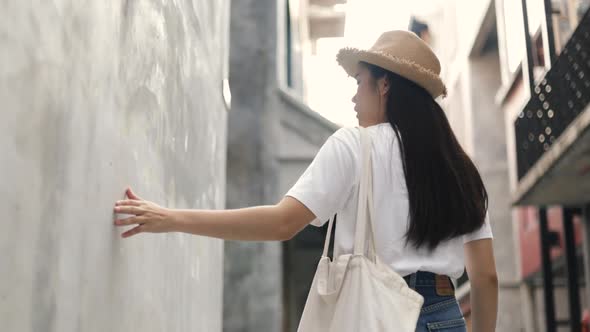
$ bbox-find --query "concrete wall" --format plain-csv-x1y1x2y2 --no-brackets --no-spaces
468,51,524,332
0,1,229,331
223,0,284,331
419,0,493,83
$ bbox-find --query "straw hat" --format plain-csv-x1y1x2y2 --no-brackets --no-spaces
336,30,447,98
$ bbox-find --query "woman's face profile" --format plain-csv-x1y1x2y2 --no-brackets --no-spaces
351,64,387,127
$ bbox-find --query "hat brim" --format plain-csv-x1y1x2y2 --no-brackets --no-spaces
336,47,448,99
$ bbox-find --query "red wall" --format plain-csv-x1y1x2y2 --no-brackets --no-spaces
518,206,584,278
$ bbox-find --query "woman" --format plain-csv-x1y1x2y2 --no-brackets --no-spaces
114,30,498,331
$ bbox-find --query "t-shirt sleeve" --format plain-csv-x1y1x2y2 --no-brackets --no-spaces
462,210,494,244
285,132,357,227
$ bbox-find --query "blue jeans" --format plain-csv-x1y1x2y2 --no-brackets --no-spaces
404,271,467,332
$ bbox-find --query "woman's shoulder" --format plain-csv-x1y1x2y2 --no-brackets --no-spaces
331,123,394,146
332,126,360,143
329,127,362,155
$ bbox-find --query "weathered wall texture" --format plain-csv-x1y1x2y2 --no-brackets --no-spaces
0,1,229,331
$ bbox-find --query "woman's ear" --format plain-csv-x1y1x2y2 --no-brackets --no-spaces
378,77,390,96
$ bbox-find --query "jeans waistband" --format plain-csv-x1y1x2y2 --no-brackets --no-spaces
403,271,453,288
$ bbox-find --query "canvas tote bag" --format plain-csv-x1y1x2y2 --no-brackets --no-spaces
297,126,424,332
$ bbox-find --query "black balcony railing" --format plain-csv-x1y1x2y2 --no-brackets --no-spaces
515,9,590,180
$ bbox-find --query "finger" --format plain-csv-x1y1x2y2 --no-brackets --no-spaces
114,216,143,226
114,206,143,215
126,187,143,200
115,200,142,207
121,225,143,238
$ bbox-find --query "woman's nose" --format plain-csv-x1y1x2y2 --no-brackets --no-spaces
351,94,357,103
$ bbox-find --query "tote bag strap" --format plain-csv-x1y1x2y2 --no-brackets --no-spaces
353,126,377,260
321,214,336,258
321,127,377,260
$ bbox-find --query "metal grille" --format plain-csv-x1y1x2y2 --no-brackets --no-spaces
515,9,590,180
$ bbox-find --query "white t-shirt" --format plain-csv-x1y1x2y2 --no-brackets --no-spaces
285,123,493,279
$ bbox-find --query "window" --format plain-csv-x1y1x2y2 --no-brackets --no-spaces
500,0,545,76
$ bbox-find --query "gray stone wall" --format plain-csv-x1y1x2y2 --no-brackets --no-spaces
224,0,283,331
0,1,229,331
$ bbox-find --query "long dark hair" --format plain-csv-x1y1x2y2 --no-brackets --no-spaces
361,61,488,251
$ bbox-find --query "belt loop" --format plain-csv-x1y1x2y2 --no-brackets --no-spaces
409,272,417,289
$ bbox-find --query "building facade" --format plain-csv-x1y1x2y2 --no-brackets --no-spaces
497,0,590,331
425,0,590,330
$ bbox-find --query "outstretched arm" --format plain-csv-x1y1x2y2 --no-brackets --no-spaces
114,187,315,241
